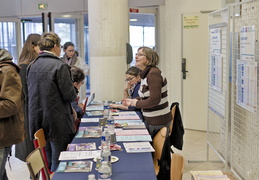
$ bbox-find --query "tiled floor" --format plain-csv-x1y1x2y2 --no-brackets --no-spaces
5,129,231,180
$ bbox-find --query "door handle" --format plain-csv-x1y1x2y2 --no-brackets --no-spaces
182,58,188,79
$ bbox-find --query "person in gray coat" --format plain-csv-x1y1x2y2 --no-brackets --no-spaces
27,32,77,171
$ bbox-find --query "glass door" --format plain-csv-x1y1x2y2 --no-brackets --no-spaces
0,18,21,64
129,8,156,66
50,13,84,58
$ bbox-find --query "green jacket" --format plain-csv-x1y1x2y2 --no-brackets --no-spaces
0,49,25,148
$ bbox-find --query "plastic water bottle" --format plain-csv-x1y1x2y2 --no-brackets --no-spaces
88,174,96,180
98,161,111,180
107,115,115,134
107,115,116,145
101,129,110,147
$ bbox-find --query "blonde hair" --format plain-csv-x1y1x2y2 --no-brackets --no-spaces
138,47,159,66
39,32,61,51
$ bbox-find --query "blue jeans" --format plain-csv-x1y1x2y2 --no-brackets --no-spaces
0,146,11,180
45,135,73,172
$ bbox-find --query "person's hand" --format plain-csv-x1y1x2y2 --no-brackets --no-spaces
122,99,138,107
123,82,131,93
109,104,118,109
78,103,84,109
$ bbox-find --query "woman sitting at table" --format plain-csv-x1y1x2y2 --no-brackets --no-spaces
109,66,141,112
70,66,85,118
122,47,172,138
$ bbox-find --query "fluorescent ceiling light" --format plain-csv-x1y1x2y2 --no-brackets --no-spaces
130,19,138,22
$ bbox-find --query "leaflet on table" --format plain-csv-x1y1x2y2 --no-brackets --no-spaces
86,111,104,116
86,105,104,111
115,122,145,128
56,160,93,172
81,118,99,123
58,150,101,160
113,115,140,120
67,143,96,151
75,126,102,138
115,129,149,136
116,135,152,142
113,111,140,120
123,142,155,153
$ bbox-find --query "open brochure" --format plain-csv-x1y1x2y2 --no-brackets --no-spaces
56,161,93,172
67,143,96,151
75,126,102,138
123,142,155,153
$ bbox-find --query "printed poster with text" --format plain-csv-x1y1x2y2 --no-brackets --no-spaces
240,26,255,61
236,60,257,113
210,28,221,54
211,54,223,92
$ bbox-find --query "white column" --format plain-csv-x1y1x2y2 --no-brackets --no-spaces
88,0,128,101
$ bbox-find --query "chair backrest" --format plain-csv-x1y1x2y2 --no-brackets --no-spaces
170,153,184,180
34,128,53,177
26,148,50,180
34,128,46,148
153,127,168,175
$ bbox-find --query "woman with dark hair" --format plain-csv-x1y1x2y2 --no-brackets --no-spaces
15,33,41,162
70,66,85,118
109,66,141,111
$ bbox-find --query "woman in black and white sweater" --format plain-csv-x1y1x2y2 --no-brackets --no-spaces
123,47,172,138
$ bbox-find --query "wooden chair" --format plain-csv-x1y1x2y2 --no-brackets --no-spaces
170,153,184,180
34,128,53,180
26,148,51,180
153,127,168,175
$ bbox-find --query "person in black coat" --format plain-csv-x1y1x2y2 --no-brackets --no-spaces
27,32,77,171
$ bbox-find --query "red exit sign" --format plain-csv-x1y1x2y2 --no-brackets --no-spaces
130,8,139,13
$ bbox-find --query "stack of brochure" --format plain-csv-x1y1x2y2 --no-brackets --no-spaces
123,142,155,153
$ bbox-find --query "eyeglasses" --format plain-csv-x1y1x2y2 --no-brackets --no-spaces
125,77,135,82
135,53,146,57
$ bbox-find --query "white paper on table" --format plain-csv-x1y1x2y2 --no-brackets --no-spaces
115,129,149,136
58,150,101,161
116,135,152,142
81,118,99,123
123,142,155,153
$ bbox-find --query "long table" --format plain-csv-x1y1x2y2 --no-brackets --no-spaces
52,116,156,180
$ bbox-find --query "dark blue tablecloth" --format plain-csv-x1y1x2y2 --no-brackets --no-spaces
52,116,156,180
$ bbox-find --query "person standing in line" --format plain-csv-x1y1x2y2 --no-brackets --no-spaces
27,32,77,172
62,42,90,102
15,33,41,162
122,47,172,138
0,49,25,180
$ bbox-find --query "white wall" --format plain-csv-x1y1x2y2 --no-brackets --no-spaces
159,0,222,107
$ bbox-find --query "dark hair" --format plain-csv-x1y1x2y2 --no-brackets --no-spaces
63,42,74,50
71,66,85,83
126,66,141,77
38,32,61,51
19,34,41,65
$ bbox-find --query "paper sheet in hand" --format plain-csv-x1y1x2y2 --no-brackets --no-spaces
58,150,100,160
